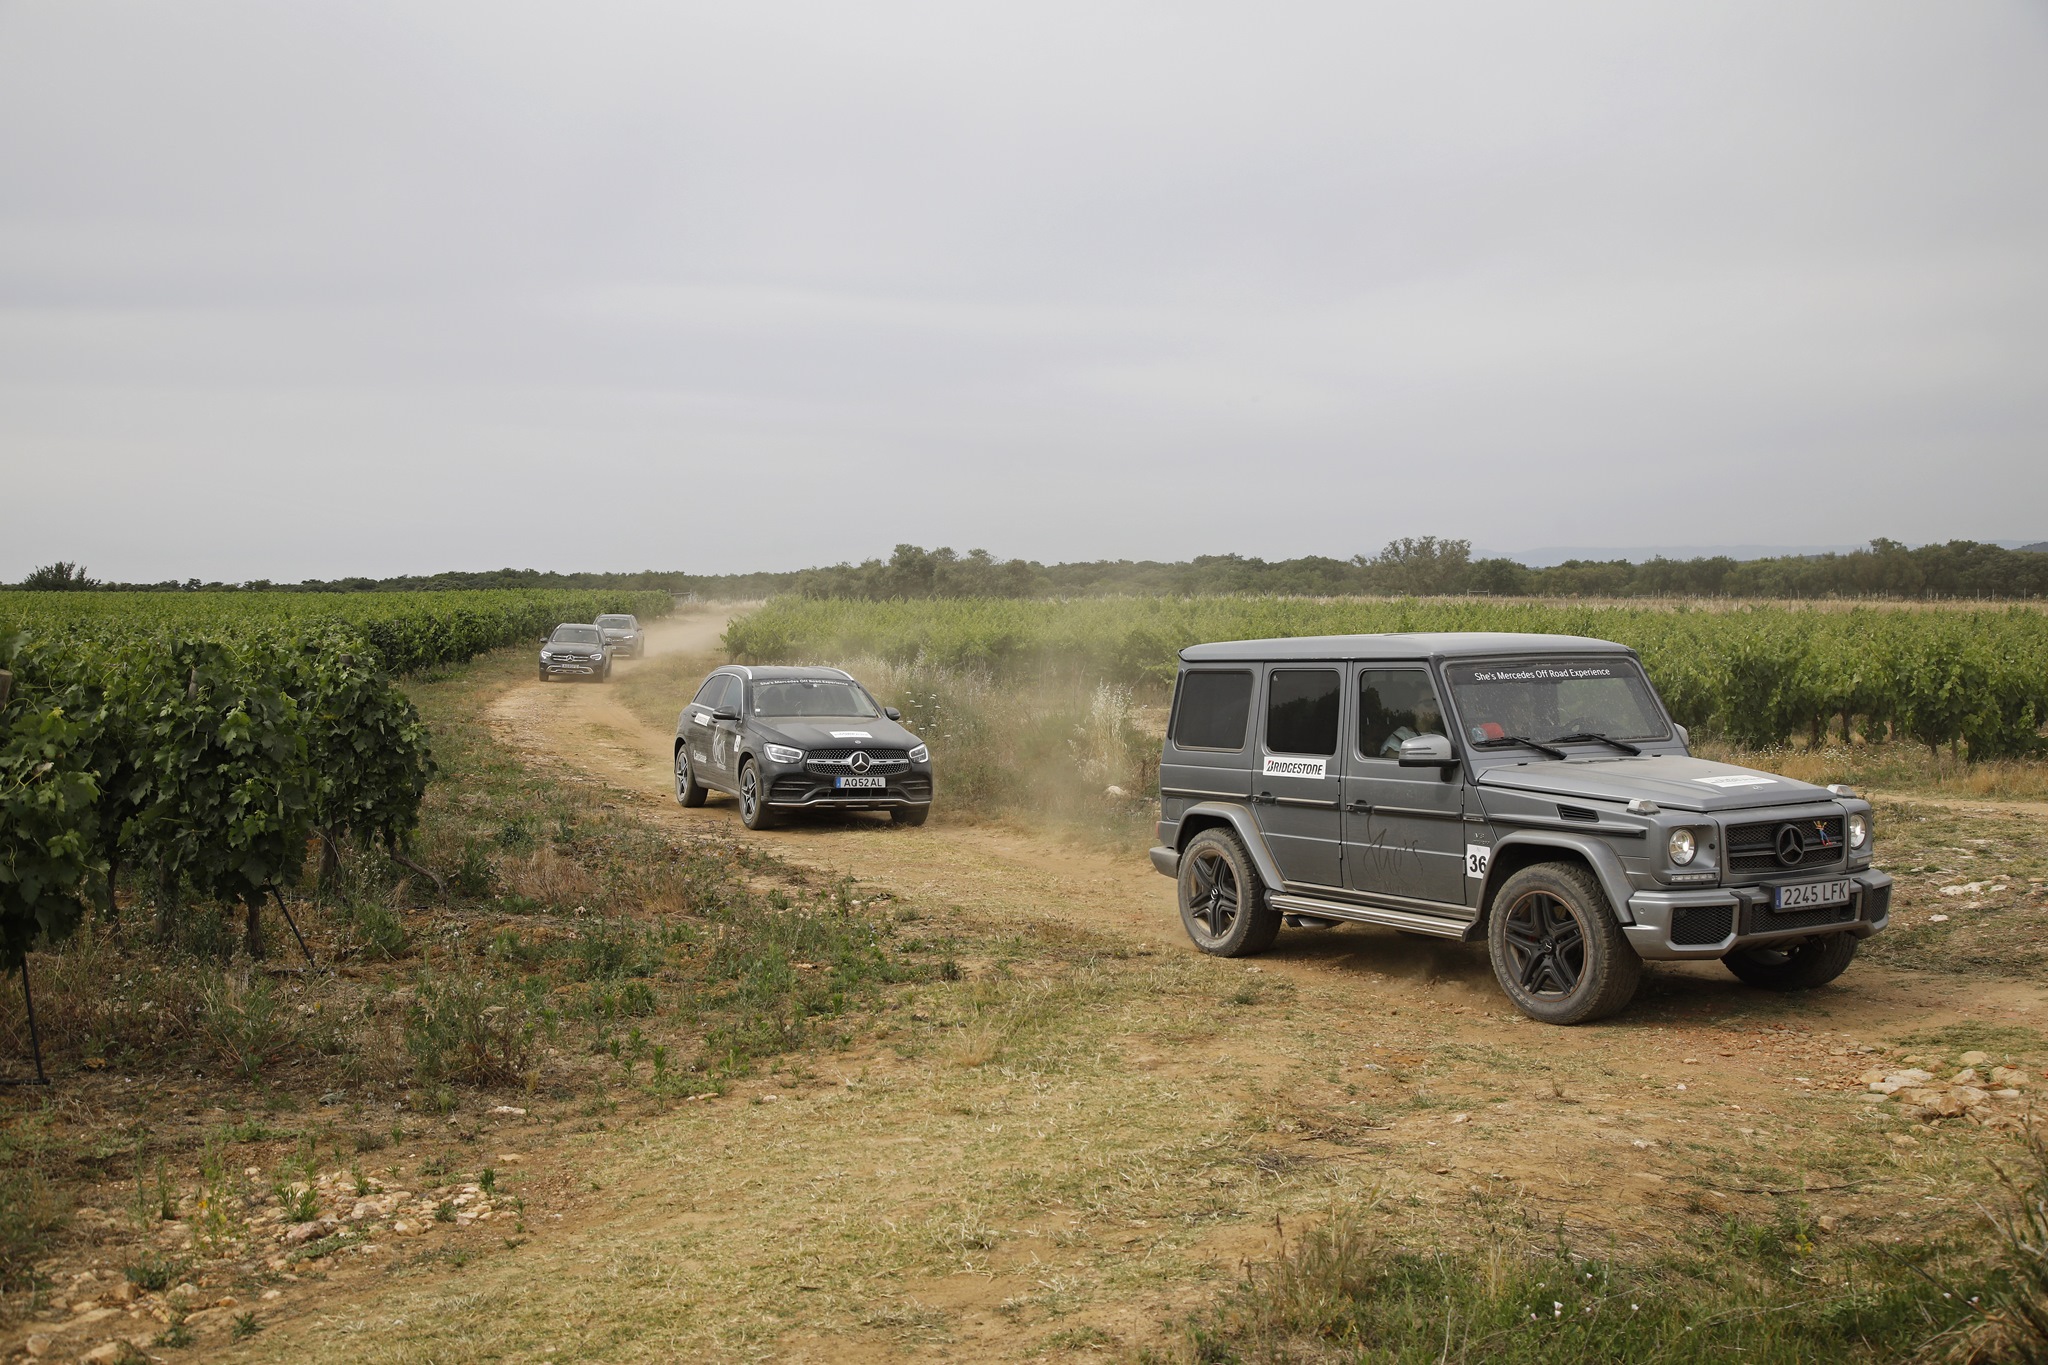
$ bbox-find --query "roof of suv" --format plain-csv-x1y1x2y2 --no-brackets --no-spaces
1179,632,1632,663
709,665,859,682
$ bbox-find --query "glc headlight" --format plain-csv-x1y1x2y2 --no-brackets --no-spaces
908,744,929,763
764,744,804,764
540,651,553,660
1848,812,1869,850
1668,828,1698,866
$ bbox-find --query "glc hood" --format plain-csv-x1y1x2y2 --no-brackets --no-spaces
1476,754,1832,813
755,716,924,751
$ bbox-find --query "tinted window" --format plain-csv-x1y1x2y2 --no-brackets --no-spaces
716,676,742,712
1357,669,1447,759
597,615,634,628
1266,669,1340,757
689,675,726,706
1171,671,1253,750
551,626,601,645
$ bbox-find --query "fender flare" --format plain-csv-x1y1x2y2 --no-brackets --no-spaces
1175,801,1287,891
1477,831,1638,925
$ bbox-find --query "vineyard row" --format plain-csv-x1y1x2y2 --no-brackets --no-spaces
724,596,2048,760
0,590,673,966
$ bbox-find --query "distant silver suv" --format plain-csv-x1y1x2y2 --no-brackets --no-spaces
1149,632,1890,1024
597,614,645,658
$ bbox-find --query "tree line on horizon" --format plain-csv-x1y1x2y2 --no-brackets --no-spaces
13,536,2048,601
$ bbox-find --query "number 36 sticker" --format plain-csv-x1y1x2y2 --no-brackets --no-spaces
1465,844,1490,880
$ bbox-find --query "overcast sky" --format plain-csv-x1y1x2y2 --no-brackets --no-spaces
3,2,2045,581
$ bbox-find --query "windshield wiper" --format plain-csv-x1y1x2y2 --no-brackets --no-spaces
1548,731,1642,756
1472,734,1569,760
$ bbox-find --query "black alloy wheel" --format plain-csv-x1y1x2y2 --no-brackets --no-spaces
1176,829,1279,957
1486,862,1641,1024
738,760,778,830
675,745,707,808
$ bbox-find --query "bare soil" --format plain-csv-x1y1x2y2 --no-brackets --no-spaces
30,610,2047,1364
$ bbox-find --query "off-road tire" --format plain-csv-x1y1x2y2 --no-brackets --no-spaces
1177,829,1280,958
1487,862,1641,1024
892,806,929,827
1722,933,1858,991
738,760,778,830
538,668,549,682
675,745,707,808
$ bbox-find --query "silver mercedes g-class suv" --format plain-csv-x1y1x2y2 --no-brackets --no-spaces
1148,633,1891,1024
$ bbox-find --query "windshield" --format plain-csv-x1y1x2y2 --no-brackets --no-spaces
597,616,633,628
1443,657,1670,745
752,679,879,719
551,627,602,645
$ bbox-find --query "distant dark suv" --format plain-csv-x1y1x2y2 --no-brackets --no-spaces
673,666,934,829
597,614,645,658
1149,632,1890,1024
539,624,612,683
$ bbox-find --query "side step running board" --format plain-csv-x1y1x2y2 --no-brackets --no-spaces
1268,893,1470,940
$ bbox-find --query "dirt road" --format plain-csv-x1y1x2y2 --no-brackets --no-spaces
242,610,2048,1363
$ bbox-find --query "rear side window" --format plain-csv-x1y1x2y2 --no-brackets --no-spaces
1171,671,1253,751
1266,669,1340,756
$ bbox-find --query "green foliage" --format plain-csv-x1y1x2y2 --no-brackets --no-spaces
404,976,551,1087
0,590,668,959
730,597,2048,762
18,561,98,591
1176,1205,1991,1364
0,632,98,966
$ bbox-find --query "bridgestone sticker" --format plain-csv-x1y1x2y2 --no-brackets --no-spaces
1465,844,1490,879
1262,755,1327,779
1695,774,1777,788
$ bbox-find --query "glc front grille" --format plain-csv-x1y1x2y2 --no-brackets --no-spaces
804,748,911,777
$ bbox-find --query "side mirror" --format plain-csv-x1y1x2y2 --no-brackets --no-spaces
1397,733,1457,768
712,707,740,722
884,706,902,721
1672,723,1690,749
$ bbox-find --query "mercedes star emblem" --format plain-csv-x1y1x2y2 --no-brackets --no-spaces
847,750,872,775
1774,824,1807,867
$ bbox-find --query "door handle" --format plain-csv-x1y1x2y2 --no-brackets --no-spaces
1253,792,1275,805
1346,800,1372,814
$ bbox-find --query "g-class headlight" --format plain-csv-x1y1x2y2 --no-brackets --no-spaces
1848,812,1869,850
908,744,929,763
764,744,804,764
1668,828,1698,866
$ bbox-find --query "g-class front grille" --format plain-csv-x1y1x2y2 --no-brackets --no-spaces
1727,816,1845,874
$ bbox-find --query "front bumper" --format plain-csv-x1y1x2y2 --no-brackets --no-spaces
542,657,606,676
1623,869,1891,960
765,770,933,812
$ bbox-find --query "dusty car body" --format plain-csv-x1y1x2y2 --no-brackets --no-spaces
673,665,934,829
539,624,612,682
